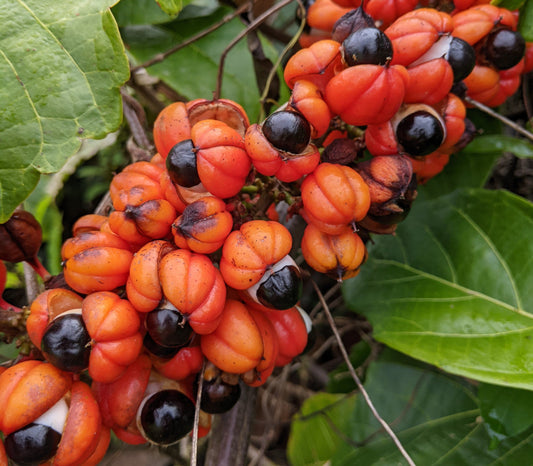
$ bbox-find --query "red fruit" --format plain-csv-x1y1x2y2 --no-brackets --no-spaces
301,224,367,280
82,292,143,383
153,102,192,159
288,80,333,138
262,307,309,367
0,361,72,435
325,64,409,126
187,119,251,199
220,220,293,290
26,288,84,348
365,0,419,28
301,163,371,235
159,249,227,335
126,240,176,313
246,308,279,386
172,196,233,254
152,346,204,381
284,39,344,92
200,299,264,374
452,5,517,46
245,123,320,183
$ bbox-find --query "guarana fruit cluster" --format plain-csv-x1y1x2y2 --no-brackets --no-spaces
0,0,531,463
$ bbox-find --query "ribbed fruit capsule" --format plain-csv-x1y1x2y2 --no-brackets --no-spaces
172,196,233,254
288,80,333,138
262,306,309,367
201,299,264,374
245,116,320,183
26,289,84,349
325,64,409,126
301,224,367,280
159,249,227,335
153,99,249,159
167,120,251,200
284,39,344,92
220,220,293,289
300,163,371,235
246,307,279,386
153,346,204,381
364,0,419,29
126,240,176,313
82,291,144,383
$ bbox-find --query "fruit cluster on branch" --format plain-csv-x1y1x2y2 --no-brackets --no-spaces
0,0,531,463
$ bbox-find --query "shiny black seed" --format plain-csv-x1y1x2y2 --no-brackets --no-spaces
143,333,181,359
342,27,393,67
483,28,525,71
41,313,91,373
166,139,201,188
139,390,195,445
194,376,241,414
445,37,476,82
396,111,445,157
262,111,311,154
257,265,303,310
145,308,192,348
5,423,62,466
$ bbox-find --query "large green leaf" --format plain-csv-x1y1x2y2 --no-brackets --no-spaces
122,7,286,123
0,0,129,222
520,0,533,41
289,350,533,465
287,392,358,466
478,382,533,443
343,188,533,390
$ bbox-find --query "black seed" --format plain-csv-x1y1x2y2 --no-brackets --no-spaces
41,313,91,373
143,333,181,359
194,376,241,414
5,423,62,466
262,111,311,154
342,27,393,67
139,390,195,445
166,139,201,187
257,265,303,310
445,37,476,82
396,111,445,157
483,28,525,71
145,308,192,348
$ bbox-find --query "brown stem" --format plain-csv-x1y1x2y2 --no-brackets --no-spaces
204,384,257,466
214,0,294,100
130,2,253,74
465,96,533,143
311,279,417,466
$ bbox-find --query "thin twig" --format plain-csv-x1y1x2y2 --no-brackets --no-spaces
311,279,416,466
214,0,294,100
258,0,306,122
191,362,205,466
465,96,533,143
130,2,253,74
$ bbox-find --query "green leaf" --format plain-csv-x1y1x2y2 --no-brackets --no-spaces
491,0,526,10
290,350,533,465
122,7,285,122
343,188,533,390
157,0,184,16
112,0,180,25
462,135,533,158
0,0,129,222
478,383,533,441
417,110,503,201
287,392,358,466
327,340,372,393
520,0,533,41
